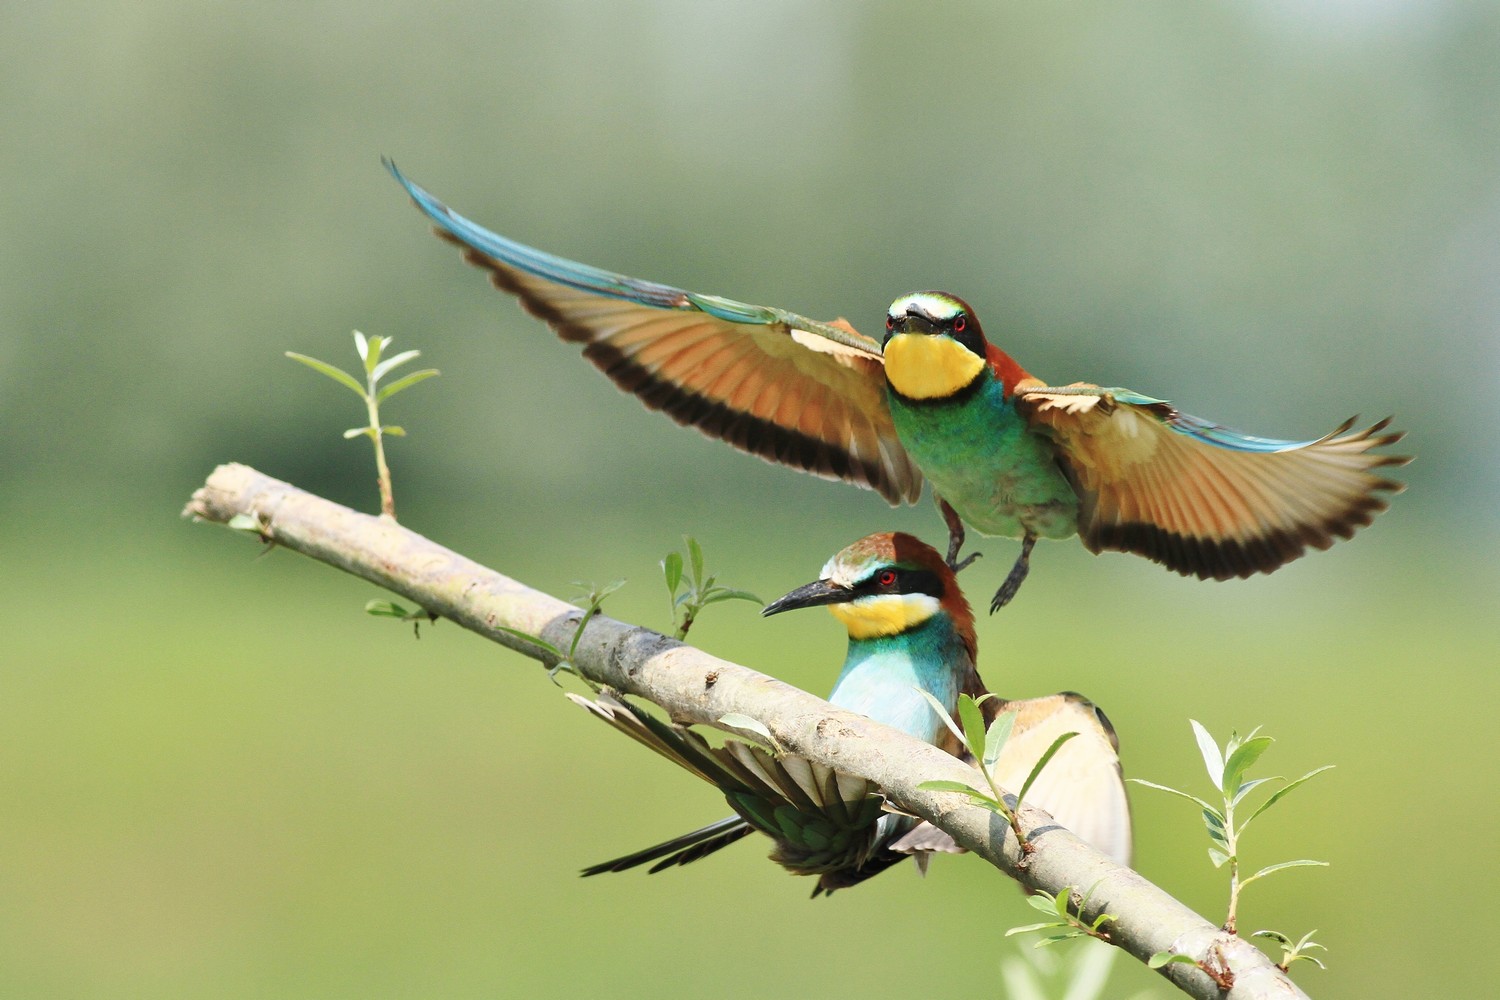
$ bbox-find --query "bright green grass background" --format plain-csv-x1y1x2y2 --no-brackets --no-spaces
4,4,1498,998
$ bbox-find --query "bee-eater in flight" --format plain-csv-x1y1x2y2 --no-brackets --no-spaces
571,532,1132,895
388,161,1409,611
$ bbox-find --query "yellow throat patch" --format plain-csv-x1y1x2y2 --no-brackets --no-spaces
883,333,986,399
828,593,940,639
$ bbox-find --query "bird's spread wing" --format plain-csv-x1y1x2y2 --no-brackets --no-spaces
389,161,922,504
568,691,892,884
893,693,1133,867
1015,383,1409,580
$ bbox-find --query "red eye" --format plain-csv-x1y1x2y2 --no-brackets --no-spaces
885,316,894,330
877,569,897,587
954,316,967,333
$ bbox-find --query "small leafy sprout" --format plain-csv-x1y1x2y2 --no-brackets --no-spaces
364,599,437,638
287,331,439,520
1148,946,1235,991
661,536,762,640
226,511,268,537
916,691,1078,861
1005,882,1116,946
225,511,275,554
1252,929,1327,973
492,580,624,689
1130,721,1332,936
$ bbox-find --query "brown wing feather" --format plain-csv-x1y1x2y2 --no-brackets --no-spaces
445,236,923,504
1018,385,1409,579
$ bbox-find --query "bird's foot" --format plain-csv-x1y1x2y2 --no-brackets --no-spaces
949,550,983,574
937,496,969,570
988,535,1037,614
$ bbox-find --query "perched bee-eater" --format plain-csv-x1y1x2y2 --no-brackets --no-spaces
389,162,1408,610
572,532,1132,895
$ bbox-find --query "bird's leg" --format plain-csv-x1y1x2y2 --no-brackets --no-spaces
937,496,982,573
989,533,1037,613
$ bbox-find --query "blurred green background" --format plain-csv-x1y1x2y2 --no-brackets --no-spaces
4,3,1497,998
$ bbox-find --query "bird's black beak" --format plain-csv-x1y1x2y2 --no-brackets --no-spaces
761,578,852,617
891,311,939,336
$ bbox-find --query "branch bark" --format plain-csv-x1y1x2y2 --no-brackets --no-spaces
184,463,1311,1000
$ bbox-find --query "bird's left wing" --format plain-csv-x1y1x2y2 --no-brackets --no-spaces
1016,383,1409,580
388,161,922,504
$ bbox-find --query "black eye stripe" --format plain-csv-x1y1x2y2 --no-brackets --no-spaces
852,567,944,599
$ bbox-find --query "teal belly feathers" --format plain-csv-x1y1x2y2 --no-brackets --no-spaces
888,376,1079,541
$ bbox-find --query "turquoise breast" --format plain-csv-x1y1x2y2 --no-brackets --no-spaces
887,375,1079,540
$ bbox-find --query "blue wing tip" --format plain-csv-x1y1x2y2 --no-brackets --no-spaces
381,157,453,227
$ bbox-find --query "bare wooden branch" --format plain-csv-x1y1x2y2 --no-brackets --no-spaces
184,462,1311,1000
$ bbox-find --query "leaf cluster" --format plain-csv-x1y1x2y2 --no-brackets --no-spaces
661,536,761,640
1006,883,1116,947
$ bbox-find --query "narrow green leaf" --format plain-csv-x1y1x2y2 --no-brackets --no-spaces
343,427,371,439
381,425,406,436
370,349,421,383
958,695,986,759
1004,921,1063,937
699,589,764,607
916,687,965,744
1034,933,1082,948
360,333,384,374
1026,892,1059,914
1203,807,1228,837
364,600,411,618
686,536,704,588
1231,776,1278,808
1017,731,1079,809
1240,765,1335,833
1295,932,1325,952
1127,778,1219,814
1222,736,1274,794
717,713,773,745
353,330,370,363
917,779,984,796
982,710,1016,769
1241,859,1328,887
1251,930,1292,946
1208,847,1231,869
1149,952,1200,969
377,368,440,402
662,552,683,596
492,625,564,660
593,579,627,602
1190,719,1225,787
286,352,368,399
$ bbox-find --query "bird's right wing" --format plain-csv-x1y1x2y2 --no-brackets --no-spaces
892,692,1133,868
986,693,1133,868
1015,383,1408,579
389,161,922,504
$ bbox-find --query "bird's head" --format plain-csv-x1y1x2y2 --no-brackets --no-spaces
880,292,991,400
762,532,975,653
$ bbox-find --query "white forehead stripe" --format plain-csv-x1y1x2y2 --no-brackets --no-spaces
821,553,859,587
887,292,964,321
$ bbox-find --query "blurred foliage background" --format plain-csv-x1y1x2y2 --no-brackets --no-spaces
3,3,1497,998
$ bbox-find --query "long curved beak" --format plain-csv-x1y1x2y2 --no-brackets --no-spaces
761,578,852,617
